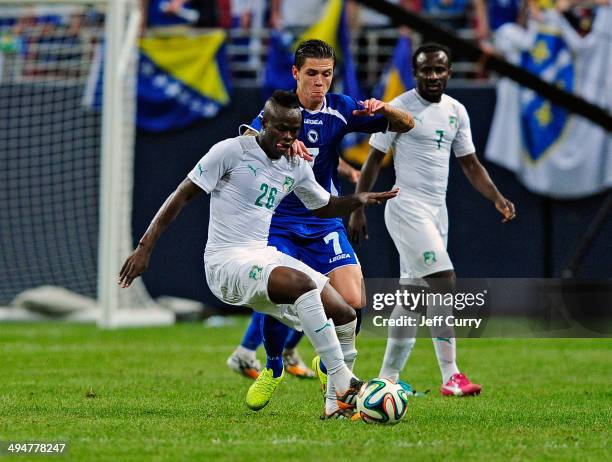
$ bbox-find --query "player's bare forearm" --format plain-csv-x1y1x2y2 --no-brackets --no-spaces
314,189,399,218
347,148,387,244
338,158,360,184
458,154,516,222
138,178,201,250
352,99,414,133
118,178,202,287
381,104,415,133
356,148,386,194
458,154,502,202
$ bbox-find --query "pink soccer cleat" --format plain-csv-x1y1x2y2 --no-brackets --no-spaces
441,373,482,397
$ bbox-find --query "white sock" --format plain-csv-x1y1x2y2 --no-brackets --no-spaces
378,304,417,381
379,338,416,382
294,289,353,394
427,300,459,384
335,319,357,371
236,345,256,360
432,337,459,384
325,319,357,413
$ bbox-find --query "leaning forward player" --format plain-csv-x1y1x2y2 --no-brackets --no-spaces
118,90,399,418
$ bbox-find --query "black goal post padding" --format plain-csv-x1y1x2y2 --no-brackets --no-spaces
354,0,612,131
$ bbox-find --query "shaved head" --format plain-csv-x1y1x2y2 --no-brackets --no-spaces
258,90,302,159
263,90,301,122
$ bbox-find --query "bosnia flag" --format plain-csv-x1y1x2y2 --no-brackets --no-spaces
519,29,573,162
263,0,360,100
137,30,231,132
343,35,414,166
486,8,611,198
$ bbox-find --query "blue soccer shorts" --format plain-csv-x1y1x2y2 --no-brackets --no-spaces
268,225,359,276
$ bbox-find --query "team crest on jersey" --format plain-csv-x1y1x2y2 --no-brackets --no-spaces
248,265,263,281
449,116,458,129
307,129,319,143
282,176,295,192
423,251,437,267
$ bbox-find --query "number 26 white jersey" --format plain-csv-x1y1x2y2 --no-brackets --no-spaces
187,135,330,255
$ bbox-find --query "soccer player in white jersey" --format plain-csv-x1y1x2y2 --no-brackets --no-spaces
348,44,516,396
118,90,398,418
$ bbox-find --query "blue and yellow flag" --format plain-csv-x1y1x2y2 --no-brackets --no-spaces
343,35,414,166
485,8,612,199
519,30,573,161
263,0,360,100
137,31,231,132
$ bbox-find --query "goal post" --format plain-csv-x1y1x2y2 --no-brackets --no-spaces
0,0,174,327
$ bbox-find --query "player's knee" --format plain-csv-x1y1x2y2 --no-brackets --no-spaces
332,301,356,326
291,271,318,298
332,283,364,309
425,270,456,293
342,293,365,310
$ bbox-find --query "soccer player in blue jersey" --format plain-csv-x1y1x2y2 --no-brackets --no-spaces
226,39,414,418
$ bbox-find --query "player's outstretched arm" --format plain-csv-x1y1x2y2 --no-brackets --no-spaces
348,147,387,245
118,178,202,288
352,98,415,133
458,154,516,223
313,188,399,219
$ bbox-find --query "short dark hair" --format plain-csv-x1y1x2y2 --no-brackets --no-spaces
269,90,300,110
294,39,336,69
412,43,452,69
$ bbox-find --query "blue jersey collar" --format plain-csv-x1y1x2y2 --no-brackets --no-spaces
299,93,327,115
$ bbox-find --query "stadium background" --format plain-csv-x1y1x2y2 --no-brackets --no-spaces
0,0,610,313
134,85,612,306
0,2,610,460
130,0,612,309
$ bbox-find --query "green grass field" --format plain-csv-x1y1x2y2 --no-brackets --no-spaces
1,320,610,461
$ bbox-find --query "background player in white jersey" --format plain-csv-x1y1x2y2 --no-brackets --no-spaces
118,91,399,418
348,44,516,397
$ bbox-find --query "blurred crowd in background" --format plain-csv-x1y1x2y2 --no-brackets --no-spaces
0,1,608,86
0,0,609,195
0,1,609,304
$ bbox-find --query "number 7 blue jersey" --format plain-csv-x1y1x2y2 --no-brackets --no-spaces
246,93,388,237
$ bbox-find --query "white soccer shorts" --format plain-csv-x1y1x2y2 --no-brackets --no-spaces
204,246,329,329
384,198,454,280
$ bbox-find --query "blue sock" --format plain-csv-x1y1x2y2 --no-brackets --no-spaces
319,310,362,374
356,309,362,335
263,315,290,378
284,329,304,350
240,312,265,351
319,357,327,374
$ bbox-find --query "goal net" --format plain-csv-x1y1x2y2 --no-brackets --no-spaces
0,0,173,326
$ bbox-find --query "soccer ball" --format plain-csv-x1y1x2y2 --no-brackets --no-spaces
356,378,409,425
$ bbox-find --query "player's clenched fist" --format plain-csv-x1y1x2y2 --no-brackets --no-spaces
495,196,516,223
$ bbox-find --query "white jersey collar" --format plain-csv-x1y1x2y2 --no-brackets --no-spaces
415,89,443,106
